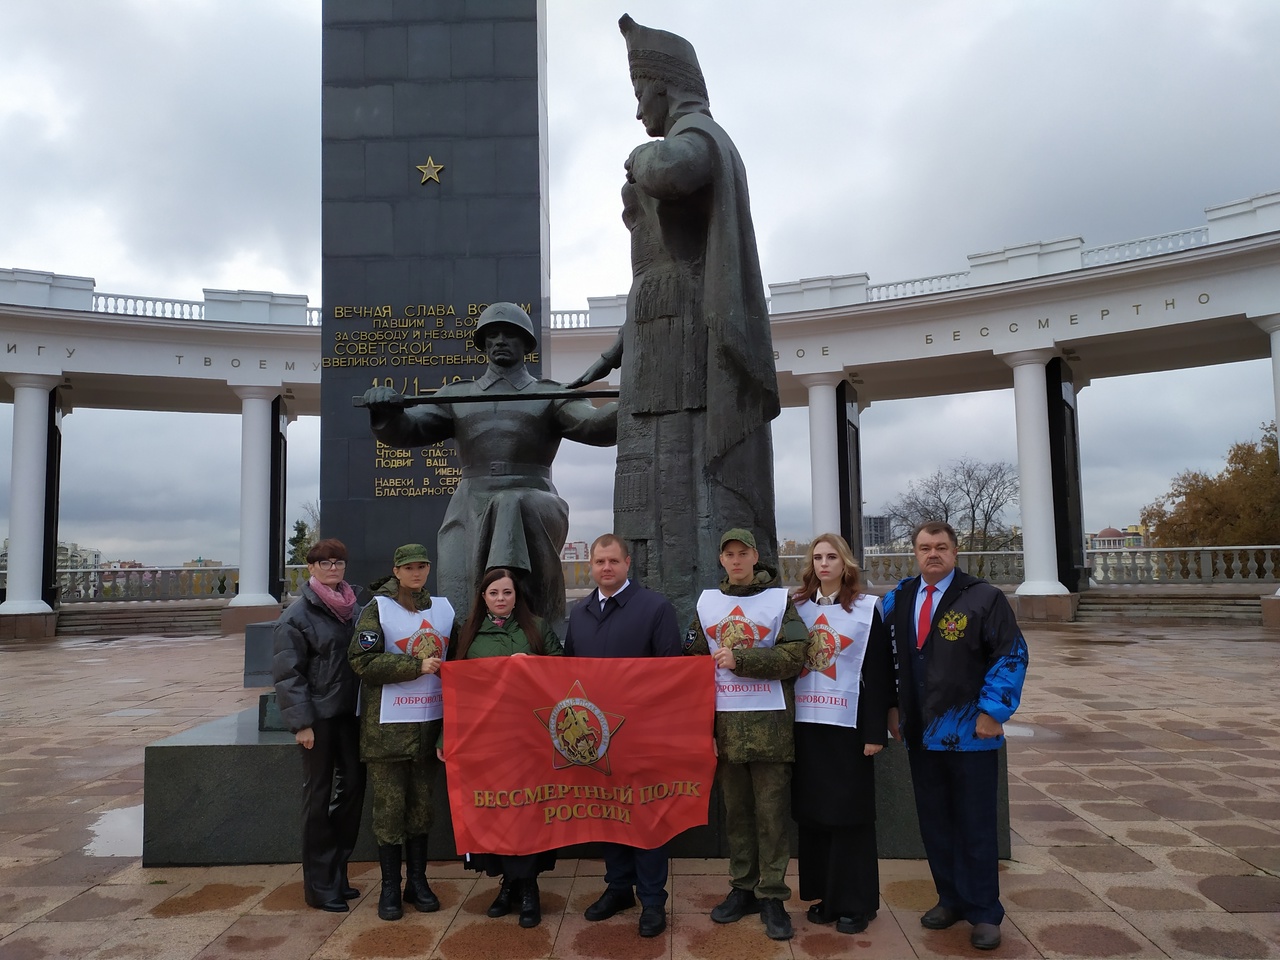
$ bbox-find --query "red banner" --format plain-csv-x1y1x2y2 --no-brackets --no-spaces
441,656,716,856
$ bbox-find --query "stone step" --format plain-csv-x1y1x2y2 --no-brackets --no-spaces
1074,595,1261,622
56,608,225,637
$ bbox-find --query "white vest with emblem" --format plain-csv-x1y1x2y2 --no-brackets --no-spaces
696,588,787,712
794,594,873,727
376,595,454,723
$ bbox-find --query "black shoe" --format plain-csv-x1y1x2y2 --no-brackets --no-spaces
759,898,793,941
836,914,870,934
377,844,403,922
308,896,349,913
340,864,360,900
806,902,832,925
403,835,439,913
518,878,541,929
710,888,759,924
920,903,960,930
487,876,516,918
638,905,666,938
584,887,636,921
971,922,1002,950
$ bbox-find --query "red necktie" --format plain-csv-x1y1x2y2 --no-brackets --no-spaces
917,585,936,649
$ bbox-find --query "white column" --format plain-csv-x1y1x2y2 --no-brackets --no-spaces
1003,351,1069,595
1255,316,1280,447
799,373,844,536
228,386,279,607
1252,317,1280,597
0,375,60,614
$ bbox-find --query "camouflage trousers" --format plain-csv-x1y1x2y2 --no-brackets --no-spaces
368,754,439,846
718,760,793,901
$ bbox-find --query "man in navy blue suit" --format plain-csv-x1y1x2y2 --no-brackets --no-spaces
880,521,1029,951
564,533,682,938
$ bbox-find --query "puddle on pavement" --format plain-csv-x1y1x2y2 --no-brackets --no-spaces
84,804,143,857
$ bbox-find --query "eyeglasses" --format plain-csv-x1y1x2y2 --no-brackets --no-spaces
315,560,347,570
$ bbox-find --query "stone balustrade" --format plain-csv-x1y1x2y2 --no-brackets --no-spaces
550,310,591,328
1081,226,1209,268
865,271,971,302
93,293,205,320
17,547,1279,605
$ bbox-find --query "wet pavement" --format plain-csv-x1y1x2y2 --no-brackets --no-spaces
1,619,1278,958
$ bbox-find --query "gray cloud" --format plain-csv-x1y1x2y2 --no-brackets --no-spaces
2,1,1278,565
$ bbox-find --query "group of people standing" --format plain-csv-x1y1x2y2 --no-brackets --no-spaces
271,518,1028,951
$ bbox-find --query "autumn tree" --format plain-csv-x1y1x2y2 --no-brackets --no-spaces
884,458,1020,550
1140,422,1280,546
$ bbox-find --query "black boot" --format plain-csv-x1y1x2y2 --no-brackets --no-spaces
403,835,440,912
488,876,516,918
518,877,541,929
377,844,403,921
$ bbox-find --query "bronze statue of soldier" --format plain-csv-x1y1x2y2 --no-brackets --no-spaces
573,14,781,623
362,303,617,624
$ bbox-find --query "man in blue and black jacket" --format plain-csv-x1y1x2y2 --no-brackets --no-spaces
880,520,1028,951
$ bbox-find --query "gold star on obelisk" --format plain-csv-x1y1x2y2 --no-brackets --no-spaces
416,157,444,184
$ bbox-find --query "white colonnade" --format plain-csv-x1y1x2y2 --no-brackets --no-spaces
0,374,61,615
800,373,844,536
229,387,282,608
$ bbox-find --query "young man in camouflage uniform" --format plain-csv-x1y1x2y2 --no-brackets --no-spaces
686,528,808,940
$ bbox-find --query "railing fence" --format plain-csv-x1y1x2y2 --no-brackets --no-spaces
11,546,1278,604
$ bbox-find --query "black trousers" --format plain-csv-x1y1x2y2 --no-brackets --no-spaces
796,821,879,921
300,714,366,904
602,842,670,907
908,748,1003,925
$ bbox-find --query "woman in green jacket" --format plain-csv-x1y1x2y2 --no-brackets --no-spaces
446,567,562,928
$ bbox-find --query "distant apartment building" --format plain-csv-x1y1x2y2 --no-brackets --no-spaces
560,541,589,562
57,542,102,568
862,515,891,549
1,539,103,571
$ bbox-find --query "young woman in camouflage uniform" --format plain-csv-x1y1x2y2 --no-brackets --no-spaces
348,544,453,922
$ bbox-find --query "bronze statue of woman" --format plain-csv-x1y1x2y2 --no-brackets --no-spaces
573,14,781,623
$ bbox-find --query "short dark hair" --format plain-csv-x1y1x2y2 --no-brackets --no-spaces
590,533,630,560
912,521,958,548
306,538,347,564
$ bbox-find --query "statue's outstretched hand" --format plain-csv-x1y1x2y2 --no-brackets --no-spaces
361,385,405,415
567,354,618,390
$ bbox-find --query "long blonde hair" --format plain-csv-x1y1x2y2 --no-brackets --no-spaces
793,533,862,612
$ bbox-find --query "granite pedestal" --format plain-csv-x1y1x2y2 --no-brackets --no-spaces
144,707,449,866
242,621,275,687
142,709,1008,865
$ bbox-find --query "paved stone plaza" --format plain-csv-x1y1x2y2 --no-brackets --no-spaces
1,619,1278,959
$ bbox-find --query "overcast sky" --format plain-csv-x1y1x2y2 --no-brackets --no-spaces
2,0,1278,565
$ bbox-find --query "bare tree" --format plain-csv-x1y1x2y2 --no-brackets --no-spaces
302,500,321,539
885,458,1019,550
885,469,963,542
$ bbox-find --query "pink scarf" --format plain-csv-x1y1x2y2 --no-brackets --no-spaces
310,577,357,622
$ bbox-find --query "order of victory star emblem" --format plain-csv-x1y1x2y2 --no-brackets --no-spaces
705,606,771,651
801,613,852,679
393,620,445,659
533,681,626,775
